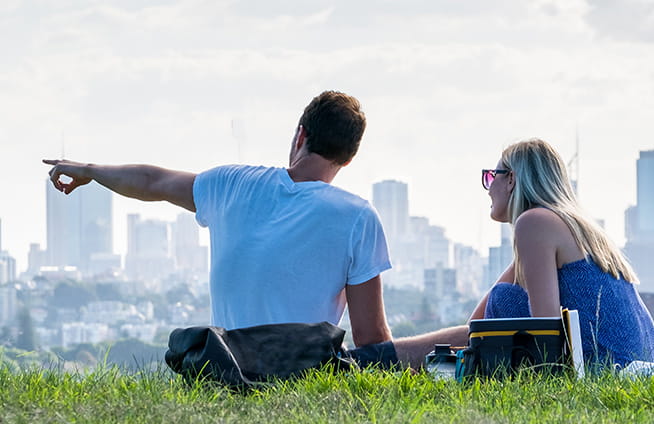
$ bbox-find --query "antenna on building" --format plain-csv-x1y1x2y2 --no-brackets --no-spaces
568,126,580,197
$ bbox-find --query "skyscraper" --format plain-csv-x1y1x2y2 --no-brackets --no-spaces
0,219,16,284
125,214,174,281
637,150,654,238
0,284,17,325
172,213,208,277
46,179,81,268
625,150,654,293
486,223,513,289
372,180,409,243
79,182,113,270
45,180,113,272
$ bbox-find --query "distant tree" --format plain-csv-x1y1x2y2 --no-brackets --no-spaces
165,285,194,305
416,297,434,323
153,327,171,345
75,350,98,367
51,343,98,362
1,347,58,369
392,321,418,338
0,326,14,347
95,283,124,301
104,339,166,371
148,294,170,320
52,282,96,309
15,307,37,351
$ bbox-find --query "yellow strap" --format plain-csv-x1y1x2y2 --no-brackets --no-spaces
469,330,560,338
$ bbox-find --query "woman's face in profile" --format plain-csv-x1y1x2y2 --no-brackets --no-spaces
488,159,512,223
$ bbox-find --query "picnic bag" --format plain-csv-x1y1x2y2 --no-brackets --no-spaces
456,317,566,380
165,321,355,388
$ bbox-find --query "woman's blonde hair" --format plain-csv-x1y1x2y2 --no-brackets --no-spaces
501,138,637,284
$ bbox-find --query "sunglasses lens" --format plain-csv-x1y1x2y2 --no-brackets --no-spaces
483,171,493,189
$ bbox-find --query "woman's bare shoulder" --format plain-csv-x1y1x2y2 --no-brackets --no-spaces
514,207,570,242
515,207,562,226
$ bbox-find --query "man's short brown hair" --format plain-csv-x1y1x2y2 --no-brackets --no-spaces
298,91,366,165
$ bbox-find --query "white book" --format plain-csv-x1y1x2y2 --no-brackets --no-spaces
561,308,585,378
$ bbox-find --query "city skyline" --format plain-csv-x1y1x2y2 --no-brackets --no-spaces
1,149,652,277
2,1,654,272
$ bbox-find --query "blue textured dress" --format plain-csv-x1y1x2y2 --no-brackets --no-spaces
484,257,654,367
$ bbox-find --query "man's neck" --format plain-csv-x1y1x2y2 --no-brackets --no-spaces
287,153,341,184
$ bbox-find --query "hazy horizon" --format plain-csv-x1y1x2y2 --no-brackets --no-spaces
2,0,654,273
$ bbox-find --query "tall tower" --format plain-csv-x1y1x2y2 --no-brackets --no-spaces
372,180,409,244
79,182,113,271
125,214,173,281
172,213,208,277
46,180,113,272
0,219,17,284
625,150,654,293
636,150,654,238
46,179,82,267
487,223,513,288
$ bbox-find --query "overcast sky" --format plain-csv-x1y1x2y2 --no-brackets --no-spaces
1,0,654,272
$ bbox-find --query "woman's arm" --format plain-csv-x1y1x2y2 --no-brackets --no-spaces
514,209,561,317
468,262,516,322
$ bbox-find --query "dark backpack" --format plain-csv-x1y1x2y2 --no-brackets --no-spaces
456,317,567,380
165,321,355,388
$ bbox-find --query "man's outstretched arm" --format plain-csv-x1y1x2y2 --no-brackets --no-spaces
43,159,197,212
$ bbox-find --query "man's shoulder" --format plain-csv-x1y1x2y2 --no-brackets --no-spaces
200,164,275,178
317,185,377,218
197,164,281,186
194,165,281,202
320,183,367,204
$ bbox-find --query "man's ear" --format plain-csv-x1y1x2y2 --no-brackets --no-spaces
295,125,307,150
341,158,352,167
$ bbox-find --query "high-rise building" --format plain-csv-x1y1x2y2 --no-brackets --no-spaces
125,214,174,281
454,243,484,298
25,243,48,277
0,251,16,284
0,219,16,284
45,180,113,273
0,284,17,325
372,180,409,244
172,213,208,278
637,151,654,238
46,179,81,268
486,223,513,289
625,150,654,293
79,182,113,271
405,217,450,269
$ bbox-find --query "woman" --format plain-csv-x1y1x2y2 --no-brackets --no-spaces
471,139,654,367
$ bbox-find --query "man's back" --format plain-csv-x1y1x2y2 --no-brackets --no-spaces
194,165,391,329
44,91,394,348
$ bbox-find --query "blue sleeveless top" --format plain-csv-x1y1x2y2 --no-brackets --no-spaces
484,258,654,367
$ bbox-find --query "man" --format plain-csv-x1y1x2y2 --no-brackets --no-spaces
44,91,395,357
45,90,469,369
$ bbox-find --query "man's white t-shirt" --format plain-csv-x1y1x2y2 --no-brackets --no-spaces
193,165,391,330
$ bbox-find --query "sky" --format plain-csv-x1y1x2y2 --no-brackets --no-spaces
1,0,654,273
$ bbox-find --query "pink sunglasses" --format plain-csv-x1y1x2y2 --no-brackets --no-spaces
481,169,509,190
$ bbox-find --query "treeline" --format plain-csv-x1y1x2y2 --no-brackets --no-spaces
0,339,167,372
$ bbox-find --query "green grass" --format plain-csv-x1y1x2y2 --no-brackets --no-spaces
2,364,654,423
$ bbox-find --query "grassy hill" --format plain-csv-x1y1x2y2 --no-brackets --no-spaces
2,364,654,423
